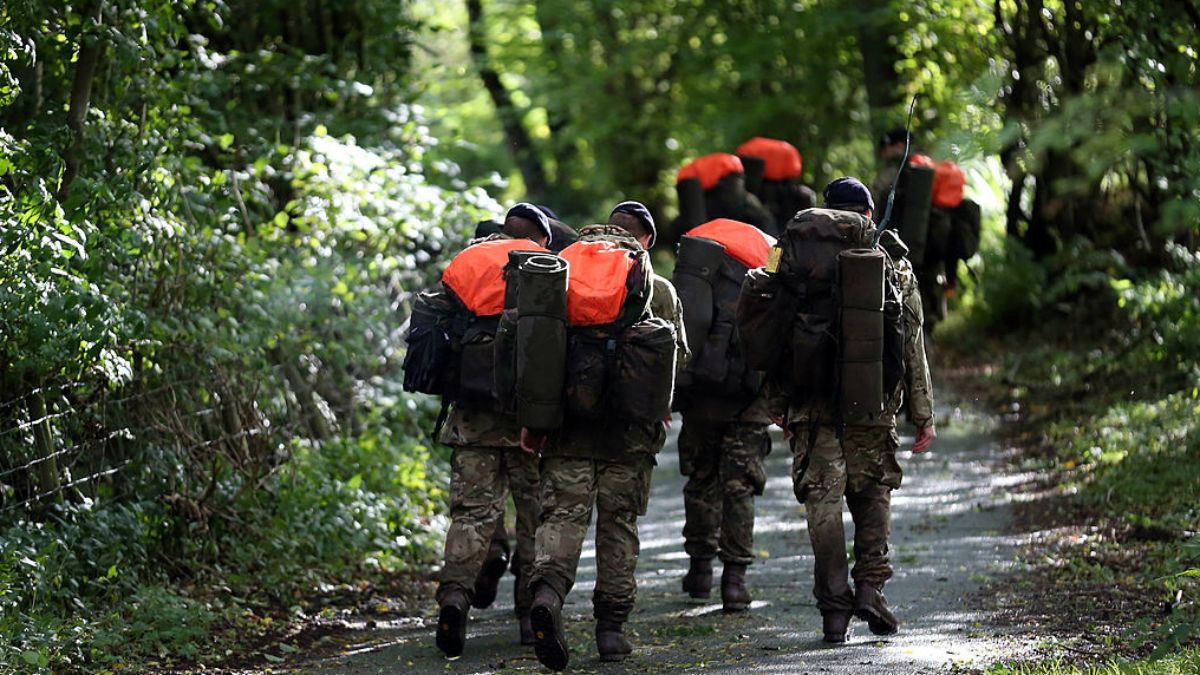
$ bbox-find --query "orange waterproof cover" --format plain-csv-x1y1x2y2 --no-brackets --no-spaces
559,240,636,326
932,160,966,209
688,218,776,269
736,137,803,181
908,153,937,170
676,153,744,191
442,238,548,316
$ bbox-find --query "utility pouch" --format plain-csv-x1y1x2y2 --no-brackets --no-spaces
612,317,678,422
790,312,836,403
457,316,500,404
563,331,612,420
737,267,795,371
402,289,457,396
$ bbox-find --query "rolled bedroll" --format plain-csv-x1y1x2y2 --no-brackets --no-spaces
838,248,886,421
673,235,727,354
515,254,570,429
898,164,935,265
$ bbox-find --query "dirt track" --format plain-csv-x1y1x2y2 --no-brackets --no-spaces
296,392,1036,674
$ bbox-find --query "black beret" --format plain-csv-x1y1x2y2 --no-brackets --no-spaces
609,200,657,248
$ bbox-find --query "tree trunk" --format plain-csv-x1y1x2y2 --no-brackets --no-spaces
466,0,551,201
58,0,107,203
27,388,63,504
855,0,904,137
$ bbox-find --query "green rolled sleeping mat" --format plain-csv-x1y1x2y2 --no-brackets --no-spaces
676,177,707,234
494,249,547,413
838,248,886,422
738,154,766,197
515,254,569,430
898,164,935,266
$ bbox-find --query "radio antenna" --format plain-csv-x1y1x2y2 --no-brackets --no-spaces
873,94,919,247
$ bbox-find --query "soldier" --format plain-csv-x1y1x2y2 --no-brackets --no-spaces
430,203,552,658
671,218,775,612
523,201,688,670
759,178,937,643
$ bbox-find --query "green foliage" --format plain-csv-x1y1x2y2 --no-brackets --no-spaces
989,648,1200,675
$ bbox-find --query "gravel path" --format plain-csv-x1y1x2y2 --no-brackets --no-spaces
298,393,1035,674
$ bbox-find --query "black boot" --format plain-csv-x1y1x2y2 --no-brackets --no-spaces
472,540,510,610
530,583,569,671
435,589,470,658
682,557,713,600
721,563,751,612
822,610,853,643
595,619,633,662
854,582,899,636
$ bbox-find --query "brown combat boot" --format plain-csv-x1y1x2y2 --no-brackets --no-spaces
595,619,633,662
471,540,510,609
530,583,569,671
681,557,713,600
435,588,470,658
721,563,751,612
854,582,899,636
822,610,853,643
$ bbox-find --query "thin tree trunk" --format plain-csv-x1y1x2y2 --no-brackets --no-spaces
854,0,904,137
58,0,107,203
27,388,63,503
466,0,550,201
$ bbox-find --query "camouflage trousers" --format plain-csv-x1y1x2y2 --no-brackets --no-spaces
678,417,771,565
437,445,541,615
530,455,653,622
789,424,900,613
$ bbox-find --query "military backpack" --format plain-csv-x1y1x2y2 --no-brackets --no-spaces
558,228,677,424
736,208,906,422
672,218,773,405
402,236,548,408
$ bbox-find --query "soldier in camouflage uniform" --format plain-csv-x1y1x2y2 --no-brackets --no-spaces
778,178,937,643
432,204,552,658
524,202,688,670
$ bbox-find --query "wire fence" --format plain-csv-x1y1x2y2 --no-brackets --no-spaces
0,360,332,521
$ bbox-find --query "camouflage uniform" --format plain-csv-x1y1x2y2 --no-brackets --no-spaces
530,262,688,620
784,250,934,614
677,398,771,566
434,318,542,619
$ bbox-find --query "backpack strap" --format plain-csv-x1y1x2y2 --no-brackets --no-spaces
432,399,452,444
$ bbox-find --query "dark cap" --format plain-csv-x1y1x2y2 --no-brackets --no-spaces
609,200,657,248
879,128,913,148
506,202,553,243
535,204,560,221
823,177,875,212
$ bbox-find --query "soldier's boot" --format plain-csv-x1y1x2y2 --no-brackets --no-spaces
721,563,751,613
595,620,633,662
471,539,510,610
822,610,853,643
517,610,535,646
854,582,899,636
435,589,470,659
530,583,569,671
681,557,713,600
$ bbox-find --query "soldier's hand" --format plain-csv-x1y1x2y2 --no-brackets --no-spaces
912,424,937,454
521,427,548,454
771,415,793,439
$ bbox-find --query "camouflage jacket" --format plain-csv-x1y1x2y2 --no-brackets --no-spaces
547,228,687,459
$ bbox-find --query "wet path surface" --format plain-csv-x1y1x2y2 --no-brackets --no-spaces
298,395,1034,674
